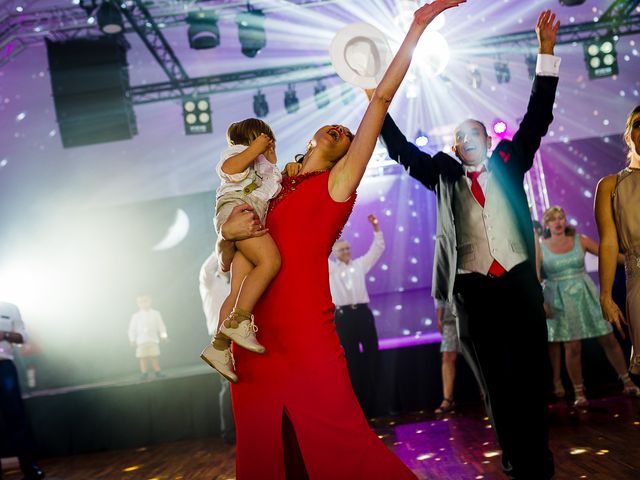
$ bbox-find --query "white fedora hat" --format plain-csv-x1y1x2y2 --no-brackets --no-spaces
329,22,393,89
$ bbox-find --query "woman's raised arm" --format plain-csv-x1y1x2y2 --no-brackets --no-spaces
329,0,466,202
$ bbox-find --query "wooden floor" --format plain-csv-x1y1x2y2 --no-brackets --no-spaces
3,393,639,480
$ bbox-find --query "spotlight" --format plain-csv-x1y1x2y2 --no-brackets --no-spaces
284,84,299,114
183,97,212,135
467,64,481,89
524,53,537,81
314,82,330,109
583,37,618,79
494,60,510,84
253,90,269,118
236,6,266,58
493,120,508,136
96,0,123,34
559,0,586,5
415,131,429,147
186,10,220,50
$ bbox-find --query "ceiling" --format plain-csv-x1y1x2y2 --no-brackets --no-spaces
0,0,638,211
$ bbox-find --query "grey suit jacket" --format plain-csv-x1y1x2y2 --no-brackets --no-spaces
379,75,559,301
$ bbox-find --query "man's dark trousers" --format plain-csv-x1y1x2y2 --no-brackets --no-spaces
335,304,379,416
454,261,554,480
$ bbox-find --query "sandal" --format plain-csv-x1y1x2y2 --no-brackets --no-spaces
573,384,588,408
435,398,456,414
620,373,640,397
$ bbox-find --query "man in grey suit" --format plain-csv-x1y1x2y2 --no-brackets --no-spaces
375,11,561,480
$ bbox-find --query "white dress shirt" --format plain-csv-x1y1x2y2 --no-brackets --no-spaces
128,309,168,345
461,53,561,195
199,251,231,336
215,144,282,202
329,231,385,307
0,302,27,361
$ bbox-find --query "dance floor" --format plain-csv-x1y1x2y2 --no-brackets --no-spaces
3,393,639,480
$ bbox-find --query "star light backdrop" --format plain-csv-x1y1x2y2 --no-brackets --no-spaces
0,0,637,388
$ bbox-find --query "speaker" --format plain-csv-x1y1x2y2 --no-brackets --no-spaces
46,37,137,148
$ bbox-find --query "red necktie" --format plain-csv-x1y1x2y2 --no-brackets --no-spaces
466,169,485,207
466,167,506,278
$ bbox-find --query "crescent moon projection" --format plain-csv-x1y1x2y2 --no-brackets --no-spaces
152,209,190,251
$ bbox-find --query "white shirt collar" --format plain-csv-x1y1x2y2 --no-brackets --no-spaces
464,160,488,173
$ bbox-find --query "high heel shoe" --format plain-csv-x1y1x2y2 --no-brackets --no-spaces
573,384,588,407
435,398,455,414
620,373,640,397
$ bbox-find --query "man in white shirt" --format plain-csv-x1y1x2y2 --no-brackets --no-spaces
329,214,384,416
128,295,168,380
0,302,45,479
375,11,560,479
198,252,236,445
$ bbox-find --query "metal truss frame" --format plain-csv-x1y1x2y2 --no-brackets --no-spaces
129,62,338,104
469,0,640,53
116,0,189,93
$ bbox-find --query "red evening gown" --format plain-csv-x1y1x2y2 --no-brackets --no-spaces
231,171,417,479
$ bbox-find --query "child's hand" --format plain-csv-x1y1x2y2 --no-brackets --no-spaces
250,133,273,154
284,162,302,177
264,140,277,164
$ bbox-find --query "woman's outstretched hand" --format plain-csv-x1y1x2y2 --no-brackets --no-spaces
413,0,467,26
600,294,628,338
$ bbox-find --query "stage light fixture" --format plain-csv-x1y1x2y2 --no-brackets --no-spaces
415,131,429,147
236,6,266,58
493,120,508,136
583,37,618,79
559,0,586,6
284,84,299,114
186,10,220,50
183,97,212,135
253,90,269,118
314,82,330,109
96,0,123,34
467,64,481,89
524,53,537,80
494,60,510,84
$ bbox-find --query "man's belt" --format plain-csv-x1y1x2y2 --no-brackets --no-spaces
335,303,368,315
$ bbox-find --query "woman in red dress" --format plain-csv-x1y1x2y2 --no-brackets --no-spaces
218,2,466,478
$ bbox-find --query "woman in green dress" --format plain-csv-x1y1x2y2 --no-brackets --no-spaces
540,206,639,407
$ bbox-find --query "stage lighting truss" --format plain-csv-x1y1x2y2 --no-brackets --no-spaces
314,81,330,109
559,0,586,5
583,36,619,79
253,90,269,118
284,84,299,114
186,10,220,50
494,60,510,84
96,0,124,34
183,97,212,135
236,5,266,58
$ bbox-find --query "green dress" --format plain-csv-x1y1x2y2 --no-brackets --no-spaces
542,236,612,342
